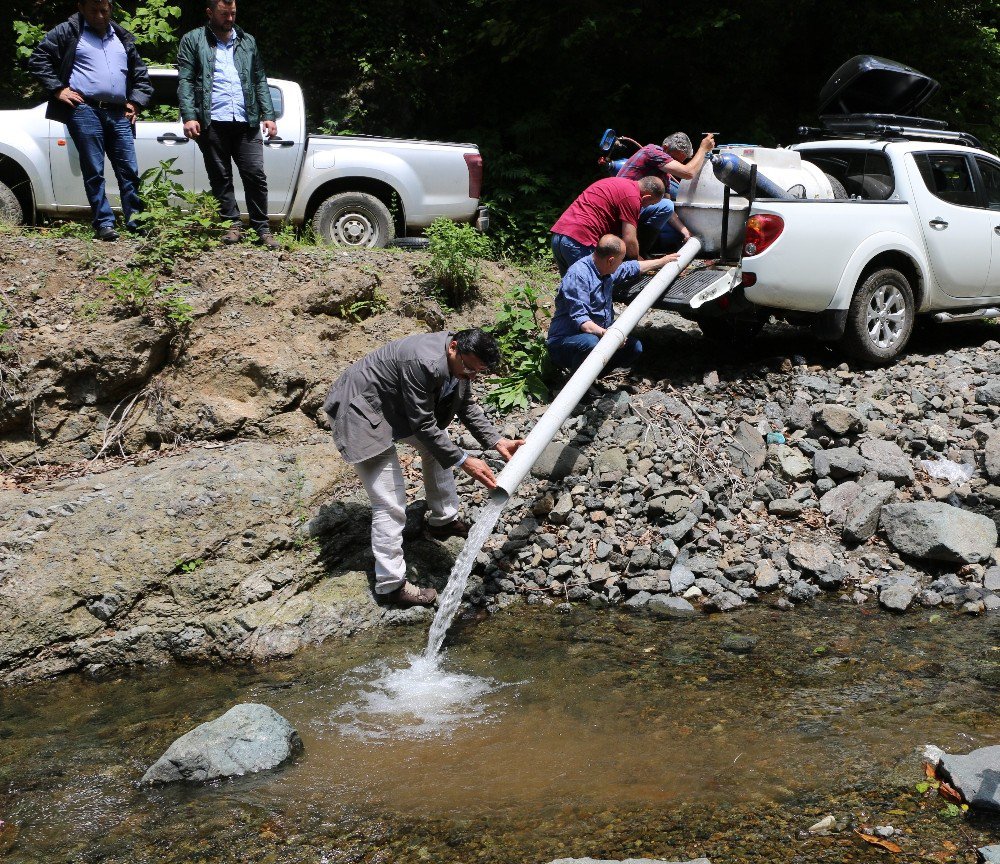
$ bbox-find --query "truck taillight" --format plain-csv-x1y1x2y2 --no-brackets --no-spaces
743,214,784,256
464,153,483,200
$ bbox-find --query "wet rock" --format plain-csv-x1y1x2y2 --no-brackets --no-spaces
530,443,587,481
879,583,917,613
786,580,820,603
842,480,897,545
881,502,998,564
938,745,1000,812
721,633,758,654
141,703,302,785
648,595,697,617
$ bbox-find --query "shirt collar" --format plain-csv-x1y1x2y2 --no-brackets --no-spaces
83,21,115,42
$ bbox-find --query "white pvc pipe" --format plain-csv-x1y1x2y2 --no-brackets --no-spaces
492,236,703,502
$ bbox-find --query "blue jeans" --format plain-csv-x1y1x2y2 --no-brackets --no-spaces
65,103,142,231
639,198,683,255
551,233,594,277
547,332,642,375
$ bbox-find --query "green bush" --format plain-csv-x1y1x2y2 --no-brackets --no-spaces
422,217,492,308
98,268,156,313
485,281,551,412
133,159,225,270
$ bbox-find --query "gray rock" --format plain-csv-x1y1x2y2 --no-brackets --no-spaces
814,447,866,480
787,541,835,575
754,560,780,591
624,591,652,609
976,380,1000,406
703,590,744,612
648,595,697,617
647,490,691,523
768,498,804,517
817,404,863,436
594,448,628,475
768,444,813,482
819,481,861,525
669,563,697,594
721,633,758,654
549,493,574,524
879,584,917,613
530,443,587,481
881,502,998,564
786,580,819,603
984,436,1000,483
939,745,1000,812
729,421,767,476
141,703,302,785
978,845,1000,864
860,439,914,486
842,480,897,545
985,567,1000,592
547,859,711,864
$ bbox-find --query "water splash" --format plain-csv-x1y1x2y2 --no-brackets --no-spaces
424,496,505,657
326,653,503,741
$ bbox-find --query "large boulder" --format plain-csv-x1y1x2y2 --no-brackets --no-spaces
938,746,1000,812
842,480,897,545
141,703,302,785
881,502,997,564
530,442,587,481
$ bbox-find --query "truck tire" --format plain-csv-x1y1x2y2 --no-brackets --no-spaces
312,192,393,248
0,180,24,226
391,236,430,250
824,172,848,199
841,267,914,365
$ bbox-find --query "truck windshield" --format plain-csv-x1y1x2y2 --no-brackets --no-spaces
801,149,895,200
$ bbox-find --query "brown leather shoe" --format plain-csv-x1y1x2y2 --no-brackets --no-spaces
221,225,243,244
425,518,470,540
384,580,438,607
259,232,281,250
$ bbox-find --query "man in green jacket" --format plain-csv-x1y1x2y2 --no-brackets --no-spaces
177,0,279,249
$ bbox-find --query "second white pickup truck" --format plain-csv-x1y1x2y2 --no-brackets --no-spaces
0,68,487,247
653,56,1000,365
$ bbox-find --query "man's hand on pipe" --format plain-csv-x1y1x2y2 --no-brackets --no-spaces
461,456,497,489
495,438,525,461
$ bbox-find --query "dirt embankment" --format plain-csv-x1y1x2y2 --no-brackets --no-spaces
0,233,532,685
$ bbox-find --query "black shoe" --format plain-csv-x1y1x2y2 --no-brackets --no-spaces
426,518,471,540
96,226,119,242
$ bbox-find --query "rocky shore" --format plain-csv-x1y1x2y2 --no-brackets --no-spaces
3,232,1000,685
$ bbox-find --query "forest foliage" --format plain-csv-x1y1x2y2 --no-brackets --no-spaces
5,0,1000,249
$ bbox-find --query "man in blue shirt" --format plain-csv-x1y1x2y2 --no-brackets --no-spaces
177,0,280,249
547,234,677,376
28,0,153,241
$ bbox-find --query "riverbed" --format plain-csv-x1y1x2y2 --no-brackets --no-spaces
2,601,999,863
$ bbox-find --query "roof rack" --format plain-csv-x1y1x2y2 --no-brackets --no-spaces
798,112,983,149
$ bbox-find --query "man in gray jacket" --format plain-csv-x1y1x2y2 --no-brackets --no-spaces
324,329,524,606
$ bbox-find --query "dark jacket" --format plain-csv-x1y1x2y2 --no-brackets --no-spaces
323,331,501,468
176,25,275,129
27,13,153,124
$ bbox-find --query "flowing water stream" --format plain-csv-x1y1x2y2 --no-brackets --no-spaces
1,602,999,863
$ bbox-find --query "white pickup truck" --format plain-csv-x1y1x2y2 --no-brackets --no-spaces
656,56,1000,365
0,68,487,247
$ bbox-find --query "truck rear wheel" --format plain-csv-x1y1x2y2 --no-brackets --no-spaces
841,267,914,365
312,192,393,248
0,180,24,226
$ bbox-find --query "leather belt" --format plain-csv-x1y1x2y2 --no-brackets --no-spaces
82,96,126,110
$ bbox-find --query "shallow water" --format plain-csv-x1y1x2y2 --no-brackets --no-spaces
2,601,1000,863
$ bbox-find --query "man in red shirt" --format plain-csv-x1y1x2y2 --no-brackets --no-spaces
550,176,664,276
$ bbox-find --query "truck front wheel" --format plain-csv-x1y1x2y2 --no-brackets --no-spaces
0,180,24,226
312,192,393,248
841,267,914,365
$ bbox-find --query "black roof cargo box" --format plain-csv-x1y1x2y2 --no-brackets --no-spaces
818,55,940,116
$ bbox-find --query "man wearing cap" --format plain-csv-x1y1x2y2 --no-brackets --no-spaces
323,328,525,607
617,132,715,256
28,0,153,241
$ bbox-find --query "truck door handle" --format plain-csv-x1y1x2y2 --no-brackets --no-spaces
156,133,188,144
994,225,1000,236
929,217,949,230
265,137,295,147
